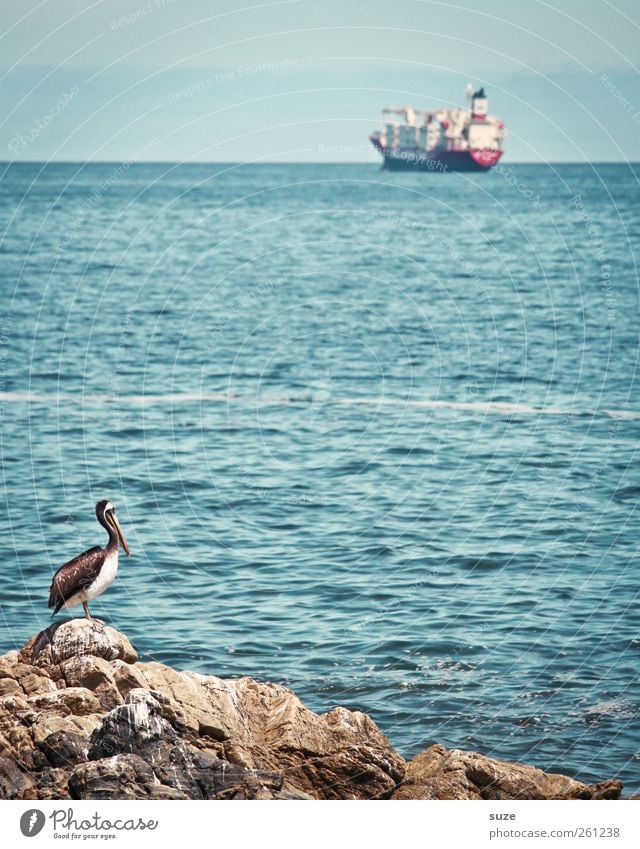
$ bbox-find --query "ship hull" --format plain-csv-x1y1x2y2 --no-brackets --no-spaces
370,137,503,172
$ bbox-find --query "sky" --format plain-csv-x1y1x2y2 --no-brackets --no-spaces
1,0,639,162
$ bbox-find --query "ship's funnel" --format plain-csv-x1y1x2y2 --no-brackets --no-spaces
471,88,488,118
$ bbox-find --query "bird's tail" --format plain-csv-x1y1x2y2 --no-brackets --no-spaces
48,592,63,618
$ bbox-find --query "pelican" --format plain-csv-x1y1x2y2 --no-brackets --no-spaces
48,500,131,619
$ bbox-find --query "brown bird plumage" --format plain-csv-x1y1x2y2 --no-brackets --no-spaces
48,546,107,615
48,500,131,619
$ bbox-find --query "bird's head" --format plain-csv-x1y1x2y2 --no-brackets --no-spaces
96,500,131,556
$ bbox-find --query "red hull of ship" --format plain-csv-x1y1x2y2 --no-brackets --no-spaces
370,136,503,172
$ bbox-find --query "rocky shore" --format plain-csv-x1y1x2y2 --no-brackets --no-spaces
0,620,623,800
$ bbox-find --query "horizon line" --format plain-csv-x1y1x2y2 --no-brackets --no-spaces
2,159,639,166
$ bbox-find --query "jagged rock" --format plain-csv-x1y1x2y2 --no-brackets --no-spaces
88,690,172,759
27,687,101,716
111,663,199,733
0,693,35,719
32,713,82,746
61,656,122,710
0,733,11,756
111,660,151,697
130,662,230,738
391,744,624,800
65,714,103,737
35,767,69,799
87,690,283,799
0,651,19,676
215,679,405,799
0,660,57,697
21,619,137,667
0,756,35,800
0,679,21,697
0,694,36,755
0,624,624,801
68,753,187,800
109,666,404,798
38,731,90,768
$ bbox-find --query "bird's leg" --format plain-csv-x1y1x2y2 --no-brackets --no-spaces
82,602,92,620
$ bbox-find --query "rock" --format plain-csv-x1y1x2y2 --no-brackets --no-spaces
32,713,82,746
0,625,625,801
217,678,405,800
0,651,19,676
111,662,198,733
88,691,170,759
159,745,284,800
21,619,137,667
0,694,36,738
35,767,69,799
391,744,624,800
68,714,104,737
1,661,57,696
87,690,284,799
38,731,90,768
0,733,11,756
131,662,229,738
0,693,34,718
0,756,35,800
68,753,184,800
0,679,21,697
111,667,404,798
0,695,35,761
61,656,122,711
27,687,101,716
111,660,150,698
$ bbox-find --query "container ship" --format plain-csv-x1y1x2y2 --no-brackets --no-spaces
369,85,505,172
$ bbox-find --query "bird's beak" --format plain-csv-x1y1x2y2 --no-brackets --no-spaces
109,513,131,556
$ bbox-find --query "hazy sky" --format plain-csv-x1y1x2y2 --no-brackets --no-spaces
1,0,639,162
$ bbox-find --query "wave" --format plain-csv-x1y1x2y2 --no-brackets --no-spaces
1,391,639,419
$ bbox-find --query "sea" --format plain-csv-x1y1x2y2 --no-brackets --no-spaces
1,161,639,793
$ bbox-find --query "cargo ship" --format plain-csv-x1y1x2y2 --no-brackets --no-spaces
369,85,505,172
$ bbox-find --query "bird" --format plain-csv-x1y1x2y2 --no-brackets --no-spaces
48,500,131,619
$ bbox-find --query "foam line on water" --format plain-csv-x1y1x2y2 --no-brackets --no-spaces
1,391,639,419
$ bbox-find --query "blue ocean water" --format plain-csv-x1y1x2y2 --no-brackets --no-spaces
1,162,639,793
